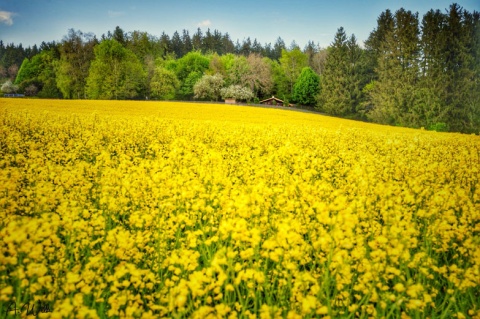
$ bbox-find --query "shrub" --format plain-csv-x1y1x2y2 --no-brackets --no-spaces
220,85,254,102
193,73,224,101
428,122,449,132
1,80,19,94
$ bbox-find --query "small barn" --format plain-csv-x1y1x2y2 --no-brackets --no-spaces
259,96,293,107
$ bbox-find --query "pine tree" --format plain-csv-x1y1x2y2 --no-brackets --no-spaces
113,26,126,46
366,9,421,126
304,41,317,68
158,32,171,58
319,28,365,116
182,30,193,54
171,31,183,58
241,38,252,56
443,4,479,132
417,9,449,129
203,29,215,53
273,37,286,60
221,33,235,54
252,39,263,55
192,28,203,51
364,9,395,82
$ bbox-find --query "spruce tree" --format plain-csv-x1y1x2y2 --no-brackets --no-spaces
319,28,365,116
417,9,449,129
443,4,479,132
171,31,183,58
182,30,193,54
366,9,421,126
364,10,395,81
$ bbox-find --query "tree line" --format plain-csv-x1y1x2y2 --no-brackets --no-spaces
1,3,479,133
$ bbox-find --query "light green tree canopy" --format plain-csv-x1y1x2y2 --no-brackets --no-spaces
56,29,97,99
15,58,36,85
14,50,61,98
168,51,210,99
292,67,320,106
279,48,308,96
150,67,180,100
86,39,145,100
173,51,210,81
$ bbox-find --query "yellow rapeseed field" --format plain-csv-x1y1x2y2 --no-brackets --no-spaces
0,99,479,319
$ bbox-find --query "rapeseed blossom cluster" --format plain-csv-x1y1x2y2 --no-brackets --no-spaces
1,99,479,318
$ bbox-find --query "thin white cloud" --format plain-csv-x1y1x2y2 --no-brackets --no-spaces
0,11,15,26
108,10,126,18
197,19,212,28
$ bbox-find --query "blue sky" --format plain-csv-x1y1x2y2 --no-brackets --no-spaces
1,0,479,49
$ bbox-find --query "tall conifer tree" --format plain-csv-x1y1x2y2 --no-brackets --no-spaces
366,9,421,126
319,28,365,116
443,4,479,132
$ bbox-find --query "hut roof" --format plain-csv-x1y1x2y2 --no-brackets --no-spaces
259,96,293,107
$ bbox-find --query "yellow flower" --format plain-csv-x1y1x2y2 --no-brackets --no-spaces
2,98,479,319
394,283,406,293
316,306,329,315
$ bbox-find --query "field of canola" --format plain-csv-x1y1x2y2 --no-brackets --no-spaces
0,99,479,319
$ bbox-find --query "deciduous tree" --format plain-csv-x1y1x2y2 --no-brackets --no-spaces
173,51,210,82
1,80,18,94
226,55,250,87
193,73,224,101
15,50,61,98
279,48,308,98
293,67,320,106
86,39,145,99
150,67,179,100
220,85,254,101
56,29,97,99
246,54,273,98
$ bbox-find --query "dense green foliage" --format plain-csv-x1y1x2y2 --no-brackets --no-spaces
85,39,145,100
1,3,478,133
319,28,366,116
150,67,180,100
292,67,320,106
363,4,480,132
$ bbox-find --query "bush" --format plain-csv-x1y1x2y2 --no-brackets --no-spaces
428,122,449,132
25,84,39,97
1,80,19,94
220,85,254,102
193,74,224,101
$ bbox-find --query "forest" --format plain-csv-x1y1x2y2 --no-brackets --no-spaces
1,3,479,133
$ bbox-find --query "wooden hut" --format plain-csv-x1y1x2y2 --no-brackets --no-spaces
259,96,293,107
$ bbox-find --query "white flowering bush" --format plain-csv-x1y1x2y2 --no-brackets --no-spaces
220,84,254,101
